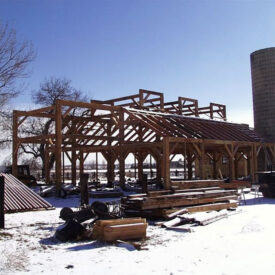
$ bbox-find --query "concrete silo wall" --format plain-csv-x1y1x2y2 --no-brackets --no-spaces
251,47,275,142
251,47,275,170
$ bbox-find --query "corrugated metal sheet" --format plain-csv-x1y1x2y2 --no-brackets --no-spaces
0,173,54,213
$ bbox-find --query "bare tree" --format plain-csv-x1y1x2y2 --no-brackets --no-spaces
20,77,87,178
0,22,35,151
0,22,36,108
32,77,85,106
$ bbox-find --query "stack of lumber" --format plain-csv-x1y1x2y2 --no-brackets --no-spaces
122,180,240,219
92,217,147,241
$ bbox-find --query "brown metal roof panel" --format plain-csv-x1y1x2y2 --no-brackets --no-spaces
1,173,54,213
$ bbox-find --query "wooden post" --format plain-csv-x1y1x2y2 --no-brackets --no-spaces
62,151,65,184
252,144,258,182
199,142,205,180
183,142,187,180
79,150,84,175
106,152,115,183
12,111,18,179
137,154,144,182
156,156,162,183
134,156,137,179
45,147,50,184
96,152,98,181
234,153,239,179
150,155,153,179
55,100,62,191
119,152,125,189
213,152,217,179
163,137,170,189
80,173,89,206
0,176,4,229
71,149,77,185
187,152,193,180
119,110,125,188
142,174,148,193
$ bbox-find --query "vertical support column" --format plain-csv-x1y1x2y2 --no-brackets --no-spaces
62,151,65,184
106,152,115,183
152,149,161,183
163,137,170,189
0,176,4,229
252,144,258,182
45,146,50,184
225,143,235,180
71,150,77,185
119,109,125,188
156,157,162,183
247,151,252,178
134,156,137,179
183,142,187,180
79,150,84,175
119,152,126,189
213,152,217,179
199,142,205,180
150,155,153,179
12,111,18,179
137,153,144,181
234,153,239,179
96,152,98,180
110,157,115,183
80,173,89,206
55,100,62,191
229,147,235,180
187,152,193,180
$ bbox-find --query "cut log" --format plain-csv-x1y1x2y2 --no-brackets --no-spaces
92,217,147,241
103,223,147,241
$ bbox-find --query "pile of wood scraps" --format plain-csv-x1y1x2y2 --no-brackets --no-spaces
161,209,230,232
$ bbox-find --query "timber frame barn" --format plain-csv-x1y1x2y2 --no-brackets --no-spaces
12,89,275,190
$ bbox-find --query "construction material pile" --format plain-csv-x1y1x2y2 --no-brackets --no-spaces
122,180,249,219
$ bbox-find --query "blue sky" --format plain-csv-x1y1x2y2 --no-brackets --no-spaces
1,0,275,126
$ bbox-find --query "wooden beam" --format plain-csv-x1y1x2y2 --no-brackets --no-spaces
163,137,170,189
55,100,62,190
12,111,18,178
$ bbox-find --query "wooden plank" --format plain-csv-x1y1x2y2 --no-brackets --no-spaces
166,208,188,219
186,201,238,213
172,180,224,189
173,187,222,193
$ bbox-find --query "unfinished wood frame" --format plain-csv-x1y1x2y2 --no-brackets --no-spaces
12,89,274,189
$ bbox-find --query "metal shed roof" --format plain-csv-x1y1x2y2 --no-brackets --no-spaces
1,173,53,213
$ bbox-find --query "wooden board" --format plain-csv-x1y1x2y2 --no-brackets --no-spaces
185,201,238,213
103,223,147,241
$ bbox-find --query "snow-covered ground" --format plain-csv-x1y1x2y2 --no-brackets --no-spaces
1,193,275,275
